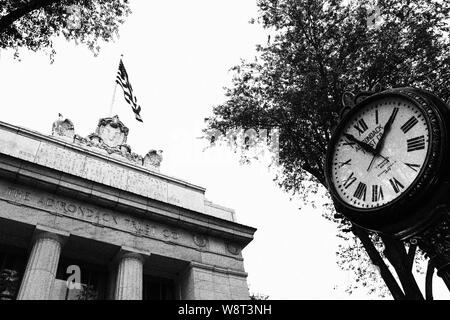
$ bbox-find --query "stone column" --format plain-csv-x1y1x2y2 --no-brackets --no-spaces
114,250,145,300
17,227,69,300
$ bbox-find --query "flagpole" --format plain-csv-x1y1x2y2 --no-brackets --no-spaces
109,54,123,117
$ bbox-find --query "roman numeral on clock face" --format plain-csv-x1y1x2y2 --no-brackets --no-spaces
372,185,384,202
407,136,425,152
389,177,404,194
390,107,399,123
338,159,352,168
401,116,418,133
353,182,367,201
405,163,421,172
342,139,356,148
343,172,357,189
354,119,369,135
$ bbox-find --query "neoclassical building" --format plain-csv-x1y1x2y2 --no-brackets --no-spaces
0,115,255,300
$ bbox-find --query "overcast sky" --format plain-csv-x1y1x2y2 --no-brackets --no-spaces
1,0,449,299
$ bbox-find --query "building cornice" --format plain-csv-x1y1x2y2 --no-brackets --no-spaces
0,120,206,193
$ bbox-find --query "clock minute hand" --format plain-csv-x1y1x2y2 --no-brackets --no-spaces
375,108,398,153
343,133,376,155
367,109,398,172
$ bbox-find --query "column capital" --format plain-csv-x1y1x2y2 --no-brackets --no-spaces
114,246,148,265
33,225,70,245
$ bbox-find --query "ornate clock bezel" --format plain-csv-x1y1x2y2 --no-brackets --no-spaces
325,87,448,234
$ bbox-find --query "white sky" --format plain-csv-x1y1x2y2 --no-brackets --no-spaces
0,0,449,300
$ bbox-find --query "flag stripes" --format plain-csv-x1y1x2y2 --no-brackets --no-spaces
115,59,143,122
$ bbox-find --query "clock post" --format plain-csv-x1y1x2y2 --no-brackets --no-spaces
410,209,450,289
325,86,450,294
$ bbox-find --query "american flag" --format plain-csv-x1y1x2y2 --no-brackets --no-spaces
115,59,143,122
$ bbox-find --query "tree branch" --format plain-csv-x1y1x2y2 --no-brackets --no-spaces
0,0,61,32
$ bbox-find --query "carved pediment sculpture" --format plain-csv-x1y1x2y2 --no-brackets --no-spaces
143,150,163,169
96,115,129,148
63,114,163,172
119,144,131,155
52,113,75,140
86,133,103,146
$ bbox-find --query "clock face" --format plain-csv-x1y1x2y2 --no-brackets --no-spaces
331,97,431,209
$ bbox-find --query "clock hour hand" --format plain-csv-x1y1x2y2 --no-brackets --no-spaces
343,133,377,155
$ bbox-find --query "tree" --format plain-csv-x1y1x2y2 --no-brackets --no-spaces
76,284,98,300
250,292,270,300
0,0,131,61
205,0,450,299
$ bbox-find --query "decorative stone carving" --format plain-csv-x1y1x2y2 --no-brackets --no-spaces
96,115,129,147
51,113,75,140
87,133,103,146
143,150,163,169
69,115,162,171
193,234,207,247
226,243,240,255
119,144,131,154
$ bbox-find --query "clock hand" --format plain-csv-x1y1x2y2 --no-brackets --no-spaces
375,107,399,153
343,133,377,155
367,155,378,172
367,108,398,172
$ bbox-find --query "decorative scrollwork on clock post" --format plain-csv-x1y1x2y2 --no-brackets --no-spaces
411,210,450,288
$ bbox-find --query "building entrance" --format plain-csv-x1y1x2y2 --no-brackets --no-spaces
143,275,175,300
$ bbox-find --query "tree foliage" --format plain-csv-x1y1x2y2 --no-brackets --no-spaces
205,0,450,298
0,0,131,60
250,292,270,300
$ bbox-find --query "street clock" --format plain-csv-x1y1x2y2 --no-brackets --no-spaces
325,87,450,239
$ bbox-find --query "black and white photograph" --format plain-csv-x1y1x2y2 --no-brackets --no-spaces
0,0,450,312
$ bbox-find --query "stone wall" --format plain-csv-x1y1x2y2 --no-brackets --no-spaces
0,121,233,220
181,263,249,300
0,180,247,272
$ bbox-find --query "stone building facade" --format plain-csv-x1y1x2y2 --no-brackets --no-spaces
0,115,256,300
